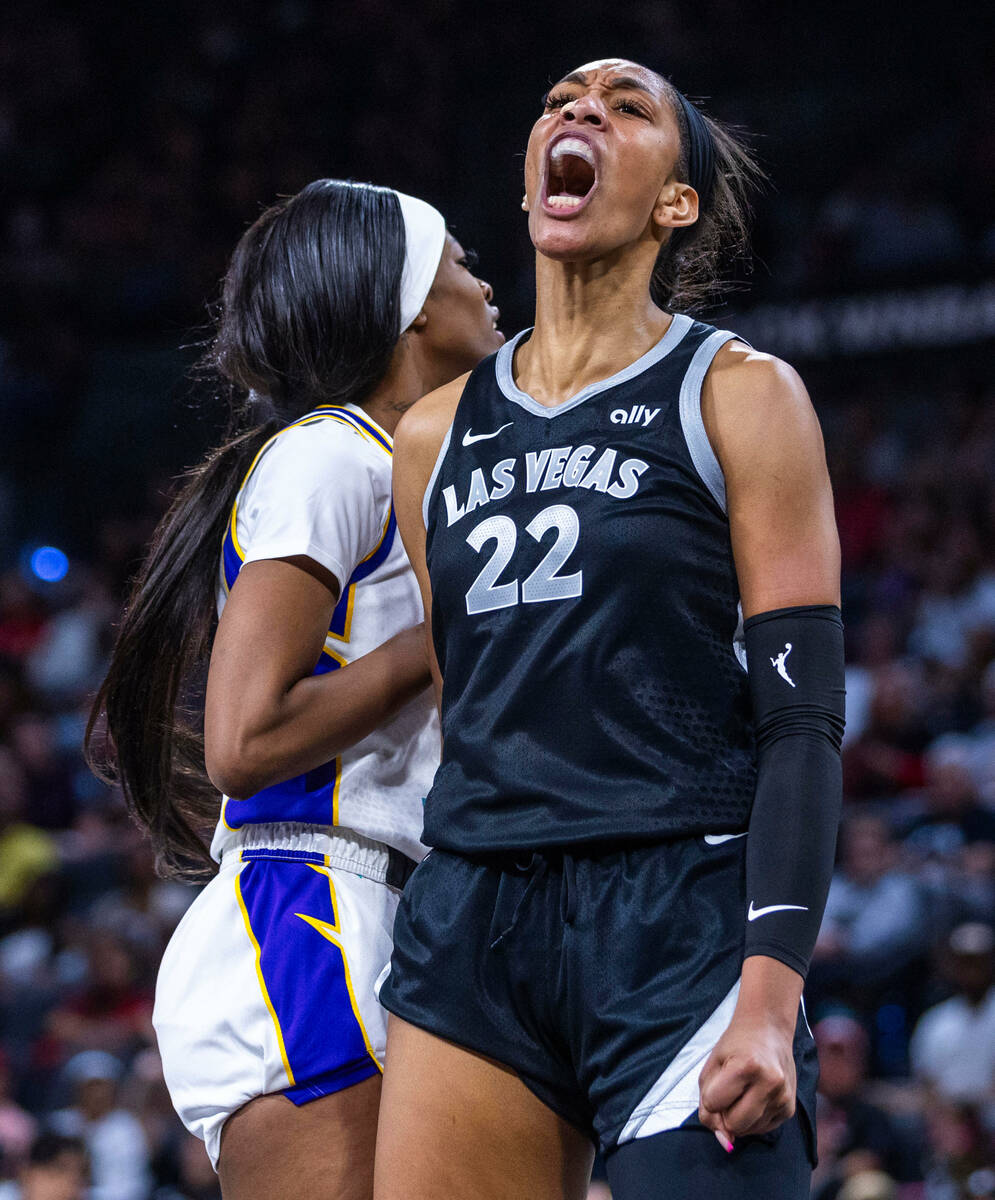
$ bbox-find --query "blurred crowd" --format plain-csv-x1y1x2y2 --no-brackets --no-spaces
0,518,218,1198
1,1,993,1198
1,0,993,555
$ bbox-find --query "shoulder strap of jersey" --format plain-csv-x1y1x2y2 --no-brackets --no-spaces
677,327,749,515
220,406,391,594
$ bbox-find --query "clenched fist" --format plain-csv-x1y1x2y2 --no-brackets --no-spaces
698,956,803,1149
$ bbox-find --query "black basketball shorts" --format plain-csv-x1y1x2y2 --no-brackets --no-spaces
379,834,817,1159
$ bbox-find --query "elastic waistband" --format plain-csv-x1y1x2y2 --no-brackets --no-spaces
217,822,417,890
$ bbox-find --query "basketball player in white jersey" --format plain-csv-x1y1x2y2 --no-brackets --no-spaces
87,180,502,1199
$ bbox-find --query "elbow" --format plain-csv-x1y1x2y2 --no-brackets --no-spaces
205,757,257,801
204,732,265,800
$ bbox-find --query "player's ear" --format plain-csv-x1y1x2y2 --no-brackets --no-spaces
406,310,430,332
652,181,698,232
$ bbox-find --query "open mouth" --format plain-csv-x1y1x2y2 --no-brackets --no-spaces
543,136,597,214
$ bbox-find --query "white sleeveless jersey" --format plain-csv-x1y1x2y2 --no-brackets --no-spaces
209,403,438,864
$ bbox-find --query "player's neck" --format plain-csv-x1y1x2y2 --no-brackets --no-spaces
521,255,672,407
360,338,432,436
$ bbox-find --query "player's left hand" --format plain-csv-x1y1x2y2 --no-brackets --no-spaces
697,1012,797,1147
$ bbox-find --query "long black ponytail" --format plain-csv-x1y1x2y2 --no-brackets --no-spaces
86,180,407,879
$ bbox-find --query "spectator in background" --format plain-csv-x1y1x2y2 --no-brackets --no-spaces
812,815,929,1004
44,932,153,1063
48,1052,150,1200
920,1100,994,1200
968,659,995,805
0,1050,37,1178
843,664,930,800
87,838,192,958
7,715,75,832
908,524,983,673
0,577,45,664
903,738,995,858
24,572,115,711
120,1048,183,1182
0,870,66,993
0,661,31,739
811,1013,919,1200
0,747,57,921
836,1171,897,1200
841,614,906,749
0,1132,88,1200
910,923,995,1113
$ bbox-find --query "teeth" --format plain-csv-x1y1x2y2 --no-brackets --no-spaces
547,195,584,208
550,137,595,165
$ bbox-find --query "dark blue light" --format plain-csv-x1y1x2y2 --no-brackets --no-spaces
30,546,69,583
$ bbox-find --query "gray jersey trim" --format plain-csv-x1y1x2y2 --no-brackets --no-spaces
494,313,694,419
422,424,454,529
677,328,739,514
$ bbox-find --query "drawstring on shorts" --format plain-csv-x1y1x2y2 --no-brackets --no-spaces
488,851,578,951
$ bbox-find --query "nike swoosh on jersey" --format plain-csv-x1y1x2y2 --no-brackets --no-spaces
747,901,809,921
703,832,749,845
462,422,513,447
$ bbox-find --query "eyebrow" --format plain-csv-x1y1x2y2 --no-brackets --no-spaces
556,71,656,97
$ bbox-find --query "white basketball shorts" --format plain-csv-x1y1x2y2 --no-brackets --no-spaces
153,824,409,1167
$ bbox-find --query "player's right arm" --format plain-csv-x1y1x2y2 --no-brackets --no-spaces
204,557,429,799
391,373,468,709
204,423,432,801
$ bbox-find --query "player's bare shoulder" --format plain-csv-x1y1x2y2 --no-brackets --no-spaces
392,372,472,546
394,372,471,480
701,340,824,478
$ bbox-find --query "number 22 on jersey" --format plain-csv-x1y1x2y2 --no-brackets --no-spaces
464,503,583,615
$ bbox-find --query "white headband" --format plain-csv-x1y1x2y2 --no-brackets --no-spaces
395,190,447,333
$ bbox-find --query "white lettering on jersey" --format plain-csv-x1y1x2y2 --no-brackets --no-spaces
525,449,552,492
563,445,596,487
489,458,517,502
610,404,661,427
464,468,491,516
443,484,465,526
443,444,651,526
578,448,617,492
540,446,571,490
607,458,649,499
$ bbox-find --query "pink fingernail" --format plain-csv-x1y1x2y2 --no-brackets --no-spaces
714,1131,734,1153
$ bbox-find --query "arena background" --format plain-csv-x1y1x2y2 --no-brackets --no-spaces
0,2,993,1197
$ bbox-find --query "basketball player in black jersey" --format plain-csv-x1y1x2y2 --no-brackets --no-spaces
374,60,844,1200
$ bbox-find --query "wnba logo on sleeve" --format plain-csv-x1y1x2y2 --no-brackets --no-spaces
770,643,795,687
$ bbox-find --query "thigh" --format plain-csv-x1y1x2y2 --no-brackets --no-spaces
219,1075,381,1200
606,1117,811,1200
374,1017,595,1200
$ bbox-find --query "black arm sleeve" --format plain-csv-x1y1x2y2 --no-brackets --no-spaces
742,604,845,979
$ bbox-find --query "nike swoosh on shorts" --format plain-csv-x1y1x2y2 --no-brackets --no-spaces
747,901,809,921
703,832,748,845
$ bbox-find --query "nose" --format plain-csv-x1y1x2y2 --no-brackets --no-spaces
561,94,604,127
478,277,493,303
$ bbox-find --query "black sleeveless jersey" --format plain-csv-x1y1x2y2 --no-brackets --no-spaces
422,314,757,852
